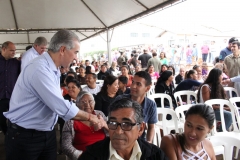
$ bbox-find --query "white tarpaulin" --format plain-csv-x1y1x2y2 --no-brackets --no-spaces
0,0,180,44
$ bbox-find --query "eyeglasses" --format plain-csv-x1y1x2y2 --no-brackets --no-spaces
107,121,139,131
79,100,94,106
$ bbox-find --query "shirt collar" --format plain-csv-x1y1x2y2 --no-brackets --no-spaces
43,53,60,76
31,47,41,56
109,141,142,160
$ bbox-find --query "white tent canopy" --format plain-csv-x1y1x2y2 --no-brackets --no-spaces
0,0,182,46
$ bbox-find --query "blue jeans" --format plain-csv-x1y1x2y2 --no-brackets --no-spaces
202,54,208,62
214,110,232,131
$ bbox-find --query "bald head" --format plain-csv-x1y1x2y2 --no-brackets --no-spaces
1,41,16,60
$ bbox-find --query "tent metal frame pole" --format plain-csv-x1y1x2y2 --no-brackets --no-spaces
27,31,30,43
76,30,88,38
81,0,182,41
134,0,149,9
107,29,111,64
81,0,107,28
0,28,104,33
9,0,18,29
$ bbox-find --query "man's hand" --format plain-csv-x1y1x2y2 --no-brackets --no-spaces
89,114,100,125
92,114,108,131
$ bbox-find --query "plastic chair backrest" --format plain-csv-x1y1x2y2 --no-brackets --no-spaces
147,85,155,97
149,93,173,109
152,79,157,86
175,104,192,122
224,87,239,98
205,99,239,134
229,97,240,130
81,85,87,89
209,135,240,160
174,91,197,106
96,80,104,84
156,108,179,133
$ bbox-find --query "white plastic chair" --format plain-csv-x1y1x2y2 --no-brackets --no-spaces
80,85,87,89
96,80,104,85
205,99,240,134
205,99,240,159
148,93,173,109
194,90,198,94
209,135,240,160
174,91,197,106
152,125,161,147
146,85,155,97
229,97,240,114
224,87,239,98
175,104,192,123
152,79,157,86
155,108,184,136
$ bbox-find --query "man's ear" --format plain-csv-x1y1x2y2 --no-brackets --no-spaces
138,122,146,137
145,85,151,93
59,46,65,55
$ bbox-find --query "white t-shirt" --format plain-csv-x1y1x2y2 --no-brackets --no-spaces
82,84,102,95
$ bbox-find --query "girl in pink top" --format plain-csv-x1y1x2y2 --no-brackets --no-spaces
147,65,159,80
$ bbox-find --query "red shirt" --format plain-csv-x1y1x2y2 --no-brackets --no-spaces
73,121,105,151
126,75,133,87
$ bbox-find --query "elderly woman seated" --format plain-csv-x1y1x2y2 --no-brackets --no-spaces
62,91,108,160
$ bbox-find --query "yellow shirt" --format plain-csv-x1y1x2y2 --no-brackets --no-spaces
109,141,142,160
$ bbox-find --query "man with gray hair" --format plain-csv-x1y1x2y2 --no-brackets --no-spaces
79,98,168,160
21,36,48,70
4,30,101,159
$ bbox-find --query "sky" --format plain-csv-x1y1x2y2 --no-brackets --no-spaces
81,0,240,54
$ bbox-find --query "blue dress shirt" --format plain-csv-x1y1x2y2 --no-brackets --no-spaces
4,53,79,131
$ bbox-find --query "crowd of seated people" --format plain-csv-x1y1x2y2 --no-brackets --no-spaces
54,46,237,159
4,32,240,160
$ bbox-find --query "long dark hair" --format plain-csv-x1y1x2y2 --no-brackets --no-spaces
184,70,196,79
177,104,215,153
197,68,225,103
121,65,132,75
100,75,118,95
85,66,92,74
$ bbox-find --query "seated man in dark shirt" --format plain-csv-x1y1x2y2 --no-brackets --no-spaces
118,76,131,94
175,67,185,84
97,64,110,80
79,98,168,160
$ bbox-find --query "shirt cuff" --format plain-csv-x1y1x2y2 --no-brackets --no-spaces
62,103,79,121
73,150,82,160
230,77,237,82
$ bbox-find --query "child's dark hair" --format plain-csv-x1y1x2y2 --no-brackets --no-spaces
118,76,128,85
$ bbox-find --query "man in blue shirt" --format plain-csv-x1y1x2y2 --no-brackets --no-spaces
4,30,101,160
117,71,158,143
219,37,236,63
